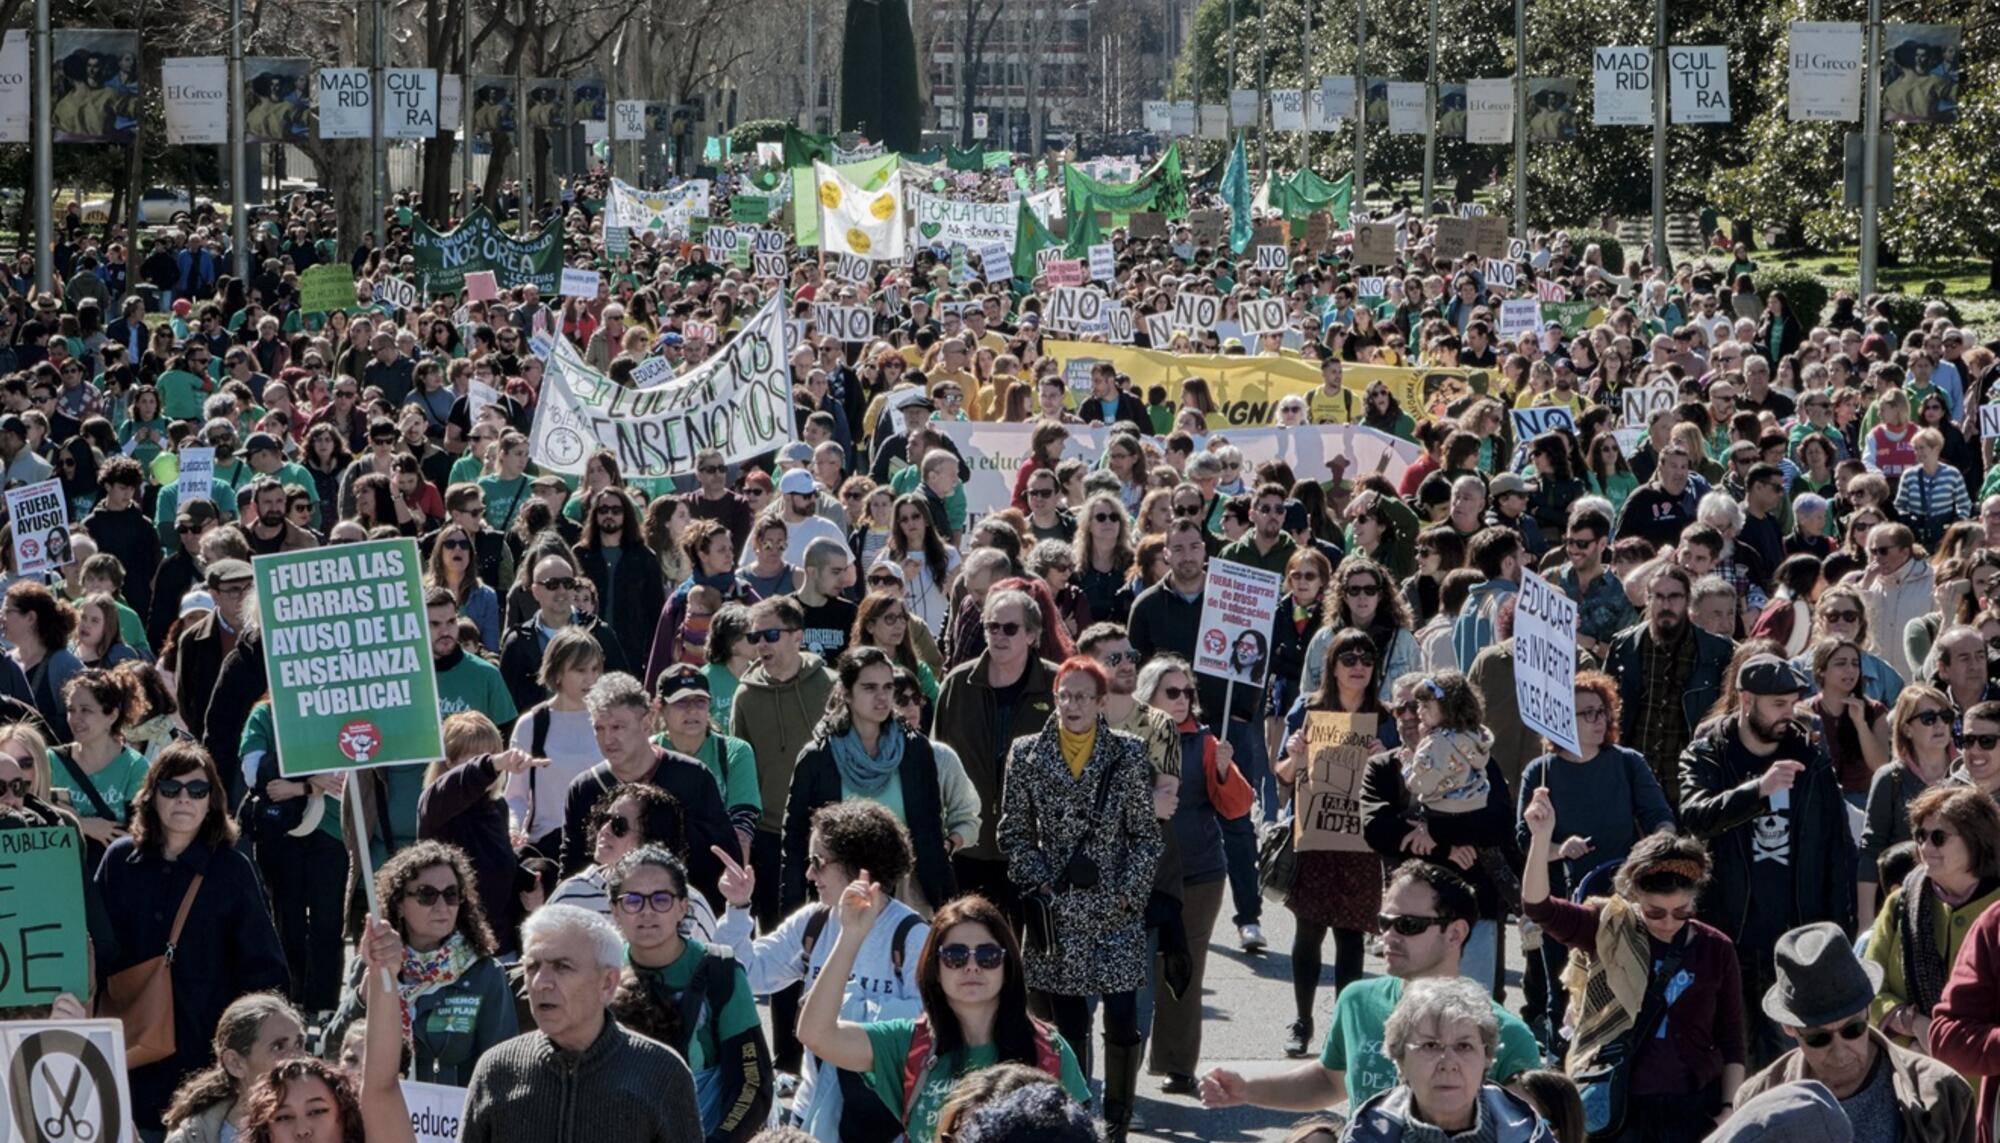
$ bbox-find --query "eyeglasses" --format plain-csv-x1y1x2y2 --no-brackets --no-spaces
747,627,797,644
1377,913,1446,936
984,621,1023,637
590,812,633,838
538,577,577,591
404,884,462,908
1576,706,1609,724
1958,733,2000,750
614,890,681,914
156,777,212,801
1909,709,1948,727
1638,902,1696,922
1799,1018,1869,1050
938,942,1006,971
1344,584,1381,598
1918,827,1957,849
1336,652,1375,668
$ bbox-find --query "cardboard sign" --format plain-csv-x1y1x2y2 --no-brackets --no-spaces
559,267,601,299
1511,406,1576,440
1254,244,1287,271
1172,292,1221,333
5,479,68,577
813,303,873,344
1622,383,1678,429
1088,243,1116,283
1354,223,1396,266
1514,570,1579,755
1128,211,1167,239
0,1020,133,1143
1485,258,1519,289
1472,216,1512,259
1192,559,1283,687
1189,210,1224,247
259,539,445,774
1239,297,1290,338
1432,215,1473,257
376,276,420,310
1045,259,1085,287
1498,298,1542,337
1980,405,2000,441
753,251,787,279
176,446,216,506
1305,212,1332,250
0,827,89,1005
463,270,499,301
1295,711,1376,853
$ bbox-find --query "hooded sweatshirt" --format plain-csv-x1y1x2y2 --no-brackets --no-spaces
727,652,837,834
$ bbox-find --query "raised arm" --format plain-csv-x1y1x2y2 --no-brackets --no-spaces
795,870,888,1073
359,916,419,1143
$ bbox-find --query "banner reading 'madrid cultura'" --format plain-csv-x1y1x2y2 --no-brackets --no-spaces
411,204,564,295
530,294,794,479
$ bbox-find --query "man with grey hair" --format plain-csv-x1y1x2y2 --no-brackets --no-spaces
1691,574,1740,640
934,586,1058,920
584,303,627,370
920,448,966,545
794,536,855,660
461,904,702,1143
558,671,734,893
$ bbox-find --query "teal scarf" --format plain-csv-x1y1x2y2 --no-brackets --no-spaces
830,722,905,797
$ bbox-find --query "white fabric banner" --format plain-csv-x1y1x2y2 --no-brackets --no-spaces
1319,76,1355,121
383,68,439,138
1466,78,1515,144
1592,46,1652,126
813,160,907,260
1386,82,1426,134
1229,89,1259,127
1788,22,1863,122
1670,45,1730,124
530,295,794,479
162,56,228,145
316,67,372,139
0,32,30,143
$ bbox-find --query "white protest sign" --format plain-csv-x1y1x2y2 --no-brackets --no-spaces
1106,304,1135,345
631,355,675,389
909,189,1020,249
1145,312,1174,346
383,68,439,138
1046,287,1107,334
1498,299,1541,338
978,242,1012,283
1458,202,1488,218
559,267,600,299
753,251,787,279
376,276,420,310
402,1079,468,1143
6,478,68,577
1670,45,1730,124
1514,569,1579,755
1254,245,1287,271
316,67,372,139
466,379,502,424
1357,276,1387,298
1622,384,1677,429
1239,298,1290,338
1592,46,1653,126
813,303,873,343
176,446,216,506
1510,406,1576,440
830,252,871,284
0,1020,134,1143
1088,243,1116,284
1484,258,1519,289
1172,292,1221,332
1980,405,2000,441
1194,559,1284,688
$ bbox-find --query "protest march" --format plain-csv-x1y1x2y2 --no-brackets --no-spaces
0,6,1994,1142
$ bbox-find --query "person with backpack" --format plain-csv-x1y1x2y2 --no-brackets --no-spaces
501,627,605,860
710,801,930,1141
797,888,1090,1143
609,846,772,1143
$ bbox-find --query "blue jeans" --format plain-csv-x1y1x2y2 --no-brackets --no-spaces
1221,718,1266,927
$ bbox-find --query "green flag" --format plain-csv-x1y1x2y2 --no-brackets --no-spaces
1012,194,1056,283
1221,132,1252,254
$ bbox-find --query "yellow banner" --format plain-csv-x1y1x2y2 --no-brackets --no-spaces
1042,340,1492,426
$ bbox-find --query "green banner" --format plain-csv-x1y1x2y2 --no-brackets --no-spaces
1063,143,1188,254
410,205,565,296
1269,169,1353,227
731,194,771,224
298,264,355,315
782,124,835,167
259,538,444,775
0,827,89,1006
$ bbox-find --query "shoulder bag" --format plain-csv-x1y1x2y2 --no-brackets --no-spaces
101,873,204,1067
1021,752,1121,958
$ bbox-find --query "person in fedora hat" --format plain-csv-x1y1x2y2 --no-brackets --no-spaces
1680,653,1858,1067
1735,921,1971,1143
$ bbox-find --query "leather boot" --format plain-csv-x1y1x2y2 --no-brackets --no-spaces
1101,1036,1144,1142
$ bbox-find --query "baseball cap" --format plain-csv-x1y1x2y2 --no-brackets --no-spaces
0,415,25,437
654,663,711,704
1737,654,1807,696
243,432,282,456
778,469,817,496
779,442,815,465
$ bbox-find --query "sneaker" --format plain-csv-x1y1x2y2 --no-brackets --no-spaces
1239,923,1268,952
1284,1019,1313,1058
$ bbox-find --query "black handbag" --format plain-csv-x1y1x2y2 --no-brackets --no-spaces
1256,815,1297,902
1022,753,1122,957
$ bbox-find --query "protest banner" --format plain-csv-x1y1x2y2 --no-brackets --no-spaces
1980,405,2000,441
1172,292,1221,332
410,205,564,295
631,356,674,389
1254,244,1287,271
828,252,871,284
5,479,68,577
1498,298,1541,338
1188,210,1224,247
1472,216,1512,259
1192,559,1283,690
1357,276,1387,300
1239,298,1290,339
1106,304,1135,345
1511,407,1575,440
1128,211,1167,239
1045,259,1085,287
402,1080,469,1143
259,538,443,775
753,251,787,279
376,276,420,311
909,188,1020,248
1295,712,1376,853
1789,21,1863,122
813,303,872,343
1514,570,1579,756
0,1020,133,1143
1623,383,1678,428
464,270,499,301
530,295,794,479
814,160,907,260
298,264,355,314
1046,287,1108,334
559,266,601,299
1432,216,1473,257
1536,277,1569,302
1088,243,1116,283
176,446,215,505
0,827,89,1005
1593,47,1653,126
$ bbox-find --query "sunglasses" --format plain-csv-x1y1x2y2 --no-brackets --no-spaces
1868,545,1899,557
1097,650,1135,666
1377,913,1446,936
614,890,681,914
591,812,634,838
1821,609,1860,624
1,777,30,797
156,777,212,800
1918,827,1956,849
1344,584,1381,598
1958,733,2000,750
938,942,1006,971
1565,536,1598,550
866,574,901,588
984,621,1023,637
698,464,726,475
1638,902,1696,922
1336,652,1375,668
404,885,462,908
1909,709,1948,727
1157,685,1193,702
1027,488,1055,499
442,538,472,551
1093,512,1120,524
1174,504,1202,516
1799,1018,1869,1050
746,627,797,644
538,577,577,591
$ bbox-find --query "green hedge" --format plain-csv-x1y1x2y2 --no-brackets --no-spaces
1872,293,1963,332
1751,267,1830,327
1569,229,1623,275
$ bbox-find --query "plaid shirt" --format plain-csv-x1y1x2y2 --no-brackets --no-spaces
1554,563,1637,646
1634,624,1698,804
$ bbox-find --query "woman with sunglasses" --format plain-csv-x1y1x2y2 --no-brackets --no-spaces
1864,785,2000,1055
546,782,717,936
1793,587,1905,706
799,890,1089,1143
1301,557,1418,704
423,521,501,651
1512,672,1675,1033
1858,686,1958,922
322,839,517,1087
96,743,288,1132
608,847,773,1141
853,591,941,702
1522,790,1746,1139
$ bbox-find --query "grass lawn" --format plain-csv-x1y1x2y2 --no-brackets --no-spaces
1746,246,1998,330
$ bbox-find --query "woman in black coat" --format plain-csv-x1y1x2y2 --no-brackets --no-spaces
95,742,287,1133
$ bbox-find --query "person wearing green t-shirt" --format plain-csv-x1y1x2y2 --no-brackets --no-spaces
800,886,1090,1143
612,849,773,1139
431,588,520,727
650,664,760,854
1196,863,1541,1115
477,432,534,533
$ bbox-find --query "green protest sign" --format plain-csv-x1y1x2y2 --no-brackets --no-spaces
1541,300,1596,331
410,205,565,296
0,827,89,1005
257,538,444,775
298,264,355,315
730,195,770,224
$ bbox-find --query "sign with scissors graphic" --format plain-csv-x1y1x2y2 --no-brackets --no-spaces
2,1020,130,1143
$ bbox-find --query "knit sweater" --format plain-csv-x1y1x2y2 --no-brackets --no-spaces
460,1019,702,1143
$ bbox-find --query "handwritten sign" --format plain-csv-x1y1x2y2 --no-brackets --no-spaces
0,827,89,1005
1510,406,1576,440
1192,558,1282,687
1255,244,1287,271
1239,298,1290,339
1514,569,1579,755
1296,711,1376,853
